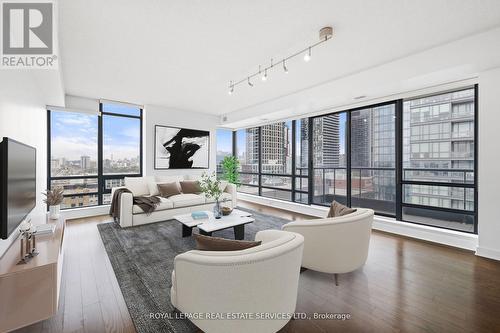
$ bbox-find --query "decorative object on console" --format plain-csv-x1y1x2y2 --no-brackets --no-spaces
17,220,38,264
154,125,209,169
198,172,223,219
42,187,64,220
220,155,240,186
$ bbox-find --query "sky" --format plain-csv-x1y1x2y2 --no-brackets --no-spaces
51,105,140,161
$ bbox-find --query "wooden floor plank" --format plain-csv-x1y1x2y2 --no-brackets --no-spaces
13,200,500,333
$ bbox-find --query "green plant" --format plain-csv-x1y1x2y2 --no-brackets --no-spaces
221,155,240,186
199,172,223,201
42,187,64,206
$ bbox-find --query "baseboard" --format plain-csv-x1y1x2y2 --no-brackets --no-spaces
238,193,478,251
61,205,111,220
475,246,500,261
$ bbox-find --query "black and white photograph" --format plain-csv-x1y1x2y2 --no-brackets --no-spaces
155,125,209,169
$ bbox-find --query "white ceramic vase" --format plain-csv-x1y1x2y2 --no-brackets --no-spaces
49,205,60,220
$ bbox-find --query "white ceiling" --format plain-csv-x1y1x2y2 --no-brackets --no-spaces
59,0,500,116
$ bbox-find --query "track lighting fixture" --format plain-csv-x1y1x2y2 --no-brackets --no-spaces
227,26,333,94
303,47,311,62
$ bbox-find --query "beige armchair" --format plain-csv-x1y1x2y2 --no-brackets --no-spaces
282,208,374,285
170,230,304,333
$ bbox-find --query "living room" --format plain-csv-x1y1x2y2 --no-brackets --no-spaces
1,1,500,332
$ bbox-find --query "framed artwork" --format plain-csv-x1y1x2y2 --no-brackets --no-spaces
154,125,210,169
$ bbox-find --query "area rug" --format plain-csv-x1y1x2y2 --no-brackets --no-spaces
97,207,292,333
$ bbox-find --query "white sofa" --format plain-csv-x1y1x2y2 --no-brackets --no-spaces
170,230,304,333
111,175,237,228
282,208,374,284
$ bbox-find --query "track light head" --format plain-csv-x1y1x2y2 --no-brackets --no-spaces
304,47,311,62
248,77,254,87
283,60,288,73
262,69,268,81
228,81,234,95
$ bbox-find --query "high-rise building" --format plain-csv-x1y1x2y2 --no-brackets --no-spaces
403,89,475,211
303,115,340,168
81,155,91,170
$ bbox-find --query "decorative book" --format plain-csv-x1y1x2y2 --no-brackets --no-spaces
191,211,209,220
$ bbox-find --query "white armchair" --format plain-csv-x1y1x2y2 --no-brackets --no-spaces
282,208,374,285
170,230,304,333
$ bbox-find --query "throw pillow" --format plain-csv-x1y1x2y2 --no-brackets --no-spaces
147,182,160,196
194,234,261,251
327,200,356,218
180,180,201,194
124,177,150,197
158,182,181,198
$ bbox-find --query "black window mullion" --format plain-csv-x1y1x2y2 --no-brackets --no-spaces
346,111,352,207
258,127,262,196
307,117,313,205
97,103,103,205
291,120,296,202
395,99,403,221
473,84,478,234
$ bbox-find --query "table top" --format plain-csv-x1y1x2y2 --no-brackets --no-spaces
174,209,254,232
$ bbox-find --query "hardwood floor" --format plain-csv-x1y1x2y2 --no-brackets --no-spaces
15,201,500,333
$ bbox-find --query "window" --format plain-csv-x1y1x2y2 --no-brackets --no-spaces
48,103,142,208
402,88,476,232
216,129,233,177
350,104,396,215
312,113,347,205
229,86,477,234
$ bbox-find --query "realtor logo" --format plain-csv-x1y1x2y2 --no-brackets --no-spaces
1,1,57,69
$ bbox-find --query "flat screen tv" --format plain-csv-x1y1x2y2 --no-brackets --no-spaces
0,138,37,239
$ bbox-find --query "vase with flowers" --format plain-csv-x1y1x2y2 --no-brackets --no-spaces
198,172,224,219
42,187,64,219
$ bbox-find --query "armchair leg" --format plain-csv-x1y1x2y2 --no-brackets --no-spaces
334,273,339,286
300,267,308,273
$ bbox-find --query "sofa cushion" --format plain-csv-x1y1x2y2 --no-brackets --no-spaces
156,175,184,184
124,177,150,196
133,197,173,214
180,180,201,194
327,200,356,218
158,182,182,198
203,192,232,204
169,194,205,208
194,234,261,251
147,182,160,196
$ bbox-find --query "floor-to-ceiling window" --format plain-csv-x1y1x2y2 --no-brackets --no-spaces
48,102,142,209
312,113,348,205
294,118,309,204
350,103,396,215
216,129,233,178
401,88,476,232
226,86,477,233
260,121,293,201
235,127,260,195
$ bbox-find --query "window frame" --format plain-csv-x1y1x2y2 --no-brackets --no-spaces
228,85,478,234
47,103,143,209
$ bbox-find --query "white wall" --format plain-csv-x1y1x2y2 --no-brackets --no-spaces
477,67,500,261
0,72,49,257
144,105,219,179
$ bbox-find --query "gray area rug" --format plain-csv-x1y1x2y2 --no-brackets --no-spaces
97,207,291,333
